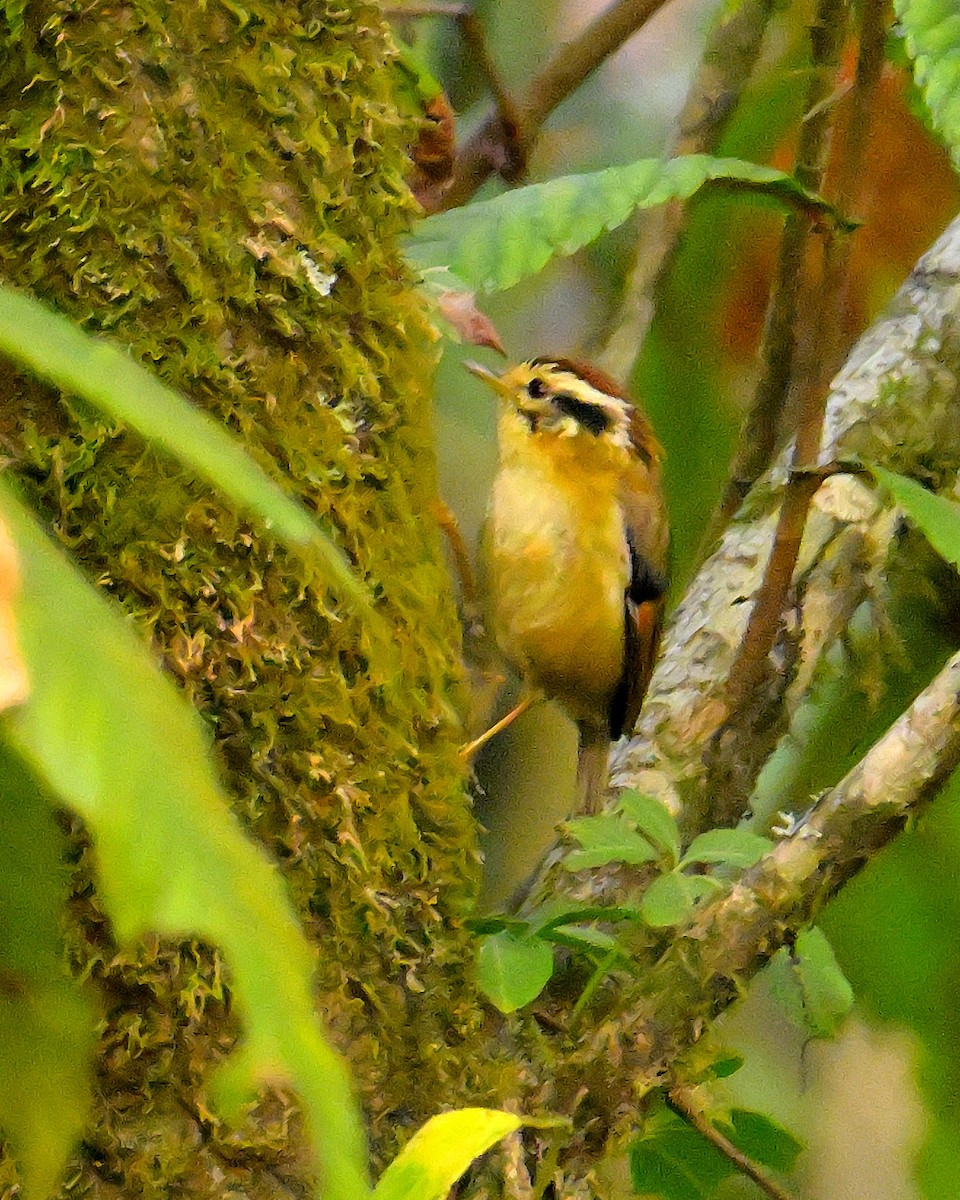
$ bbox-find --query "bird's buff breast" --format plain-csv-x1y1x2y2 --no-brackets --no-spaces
485,461,628,719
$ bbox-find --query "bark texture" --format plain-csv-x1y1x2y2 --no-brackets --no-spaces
0,2,495,1194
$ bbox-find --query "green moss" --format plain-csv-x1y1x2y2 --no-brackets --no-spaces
0,2,517,1193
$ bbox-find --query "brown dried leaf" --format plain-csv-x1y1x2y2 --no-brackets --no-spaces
437,290,505,354
409,92,457,213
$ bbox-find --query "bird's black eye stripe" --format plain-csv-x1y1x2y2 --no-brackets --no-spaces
552,392,611,436
526,377,547,399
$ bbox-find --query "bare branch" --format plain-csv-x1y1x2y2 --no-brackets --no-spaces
715,0,887,766
600,0,778,378
440,0,674,210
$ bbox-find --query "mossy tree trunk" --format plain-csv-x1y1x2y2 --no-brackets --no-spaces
8,5,959,1199
0,2,506,1194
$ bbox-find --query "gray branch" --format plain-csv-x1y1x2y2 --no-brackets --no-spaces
609,213,960,835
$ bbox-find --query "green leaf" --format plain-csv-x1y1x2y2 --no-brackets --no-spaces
0,483,373,1200
680,828,773,869
640,871,696,928
547,924,621,952
720,1108,804,1174
684,875,726,904
793,926,855,1038
0,284,383,636
871,465,960,568
0,741,94,1197
768,927,854,1038
894,0,960,169
630,1102,734,1200
406,154,853,293
706,1054,745,1080
563,813,658,871
617,789,682,865
372,1108,522,1200
476,929,554,1012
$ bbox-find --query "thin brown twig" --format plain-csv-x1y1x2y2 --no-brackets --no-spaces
386,2,470,15
456,11,525,165
667,1088,797,1200
713,0,850,731
599,0,778,412
439,0,674,210
798,0,888,405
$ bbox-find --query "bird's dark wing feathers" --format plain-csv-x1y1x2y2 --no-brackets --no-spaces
608,525,668,740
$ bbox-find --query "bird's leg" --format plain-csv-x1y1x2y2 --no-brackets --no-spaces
459,688,541,760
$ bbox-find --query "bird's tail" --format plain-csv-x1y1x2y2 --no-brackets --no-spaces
576,724,612,814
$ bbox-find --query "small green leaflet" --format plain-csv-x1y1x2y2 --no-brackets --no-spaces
871,465,960,568
630,1104,733,1200
768,926,854,1038
640,871,696,928
679,828,773,869
406,154,853,293
372,1109,522,1200
476,929,554,1012
563,813,659,871
717,1109,804,1174
618,789,681,866
894,0,960,169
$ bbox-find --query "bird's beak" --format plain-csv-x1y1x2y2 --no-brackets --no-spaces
464,360,515,401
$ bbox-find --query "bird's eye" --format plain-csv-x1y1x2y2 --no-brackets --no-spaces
526,377,547,399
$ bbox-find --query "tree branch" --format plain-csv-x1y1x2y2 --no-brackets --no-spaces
604,212,960,838
548,645,960,1189
599,0,778,378
439,0,674,211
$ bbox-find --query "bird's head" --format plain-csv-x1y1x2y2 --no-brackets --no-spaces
466,356,661,472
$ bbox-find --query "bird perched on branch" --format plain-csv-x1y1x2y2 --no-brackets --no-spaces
466,357,669,813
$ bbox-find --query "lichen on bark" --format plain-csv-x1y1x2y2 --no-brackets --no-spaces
0,1,501,1193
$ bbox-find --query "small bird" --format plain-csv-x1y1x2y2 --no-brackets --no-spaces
467,357,669,813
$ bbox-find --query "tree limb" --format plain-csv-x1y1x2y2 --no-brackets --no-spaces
548,644,960,1188
605,212,960,837
439,0,674,211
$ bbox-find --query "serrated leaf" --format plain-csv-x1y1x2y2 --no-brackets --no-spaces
0,742,94,1197
721,1108,804,1173
617,789,681,865
680,828,773,869
476,929,554,1013
793,926,854,1037
894,0,960,169
871,465,960,569
372,1108,522,1200
563,814,658,870
640,871,696,927
630,1103,735,1200
0,483,372,1200
406,154,852,293
0,284,382,636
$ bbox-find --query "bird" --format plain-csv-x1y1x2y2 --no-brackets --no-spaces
466,356,669,814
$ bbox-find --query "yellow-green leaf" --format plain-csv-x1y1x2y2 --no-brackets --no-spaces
373,1109,522,1200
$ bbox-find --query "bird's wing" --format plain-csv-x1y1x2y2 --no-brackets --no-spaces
608,413,669,739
